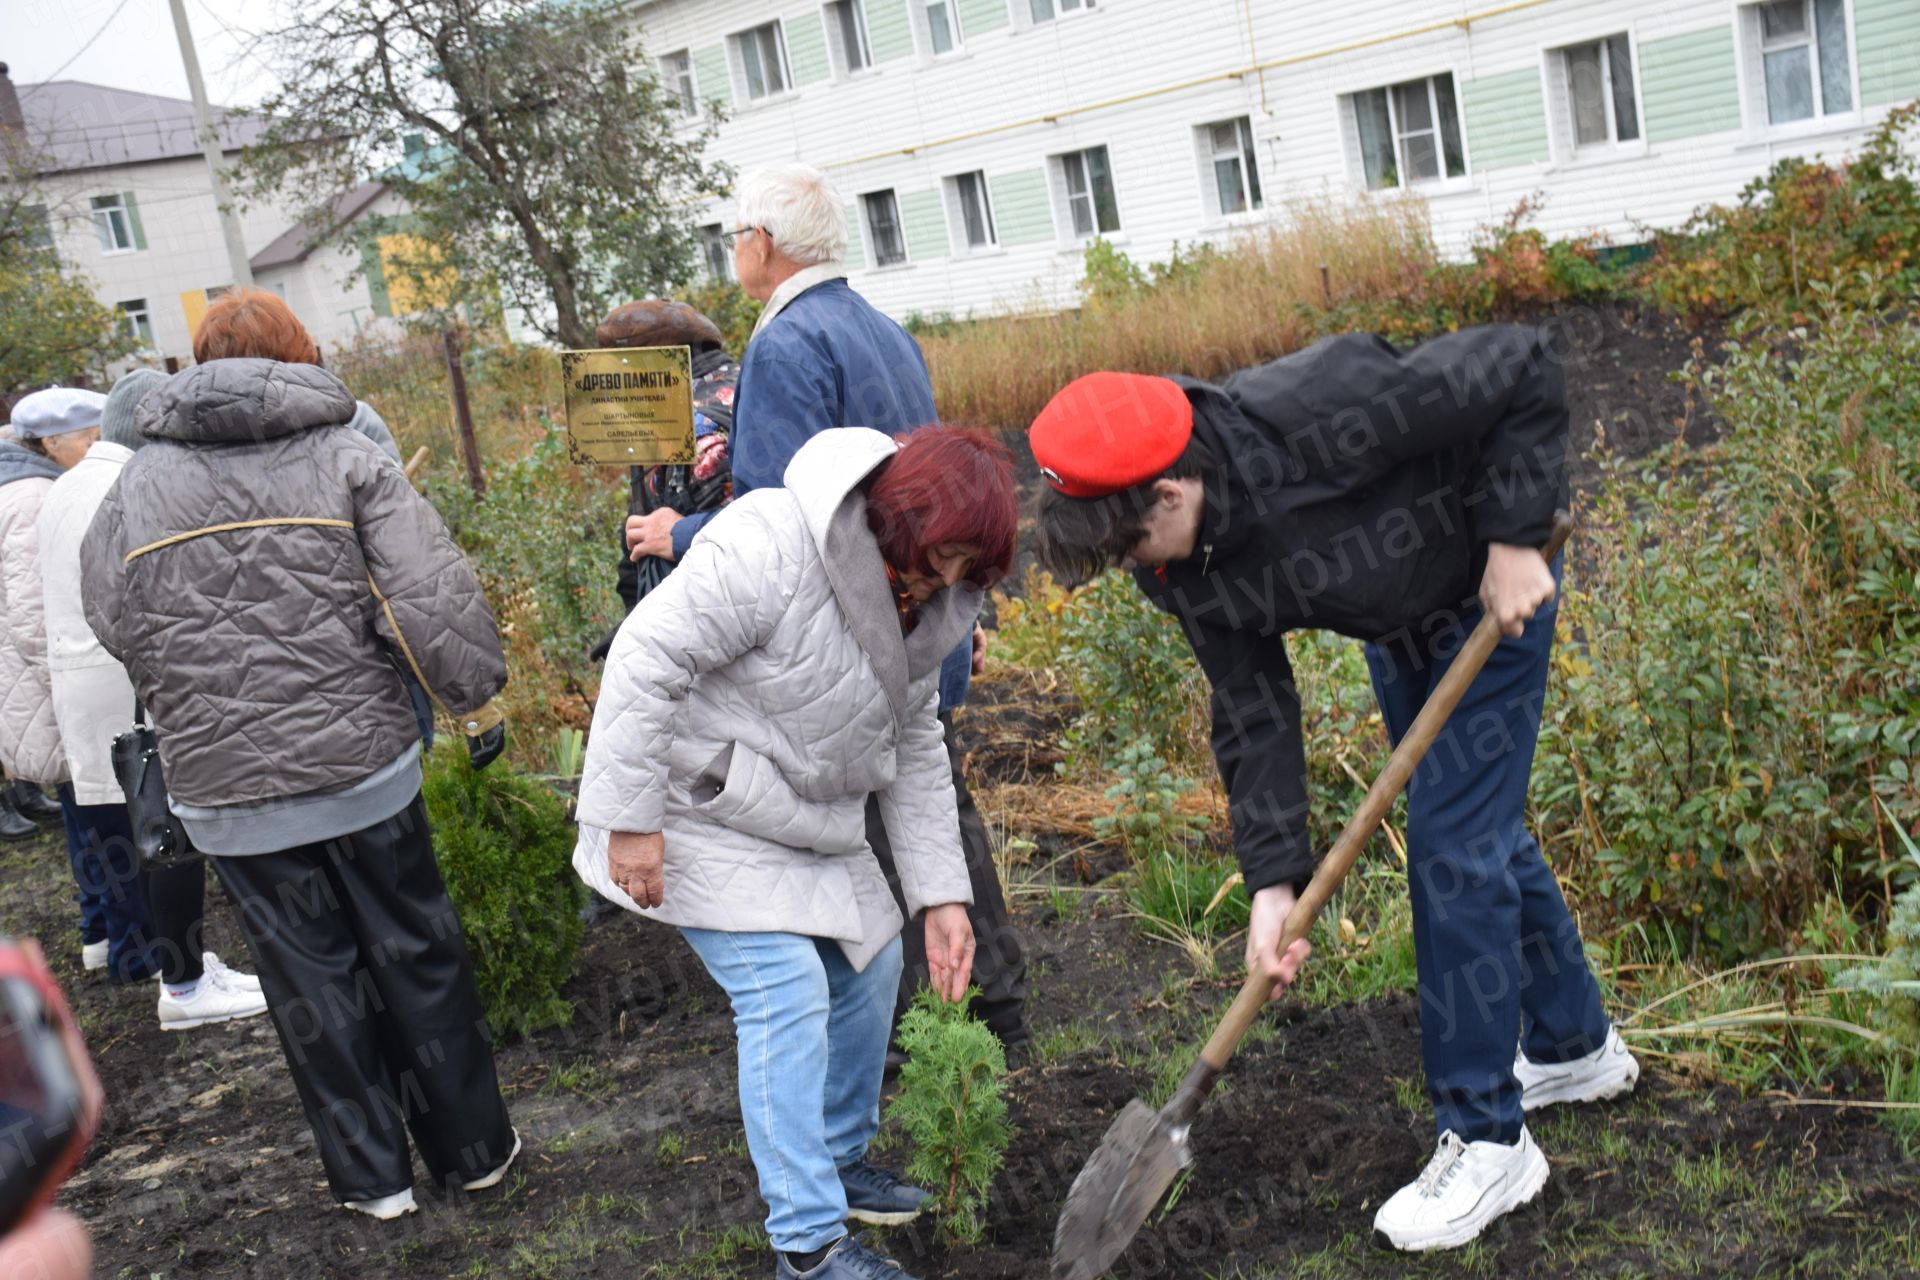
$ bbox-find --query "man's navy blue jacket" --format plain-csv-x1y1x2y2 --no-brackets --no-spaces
1136,324,1569,895
670,278,971,709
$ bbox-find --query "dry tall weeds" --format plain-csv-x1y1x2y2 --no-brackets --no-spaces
923,193,1436,430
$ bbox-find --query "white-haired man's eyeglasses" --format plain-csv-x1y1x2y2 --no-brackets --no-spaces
719,226,766,249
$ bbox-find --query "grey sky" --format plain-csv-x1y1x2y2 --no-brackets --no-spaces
4,0,282,106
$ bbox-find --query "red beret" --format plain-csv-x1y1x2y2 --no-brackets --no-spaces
1029,372,1193,498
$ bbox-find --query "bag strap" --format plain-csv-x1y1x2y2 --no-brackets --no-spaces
133,700,149,729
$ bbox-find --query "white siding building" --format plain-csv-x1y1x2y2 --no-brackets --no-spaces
633,0,1920,319
9,72,395,370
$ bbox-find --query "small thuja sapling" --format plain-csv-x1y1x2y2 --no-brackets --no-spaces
883,986,1012,1246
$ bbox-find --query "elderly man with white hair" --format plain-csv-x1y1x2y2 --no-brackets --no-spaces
622,159,1035,1089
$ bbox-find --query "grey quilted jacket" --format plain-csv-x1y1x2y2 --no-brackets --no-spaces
573,428,977,971
80,359,506,807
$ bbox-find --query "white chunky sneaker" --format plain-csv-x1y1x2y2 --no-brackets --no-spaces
81,939,109,971
201,951,263,993
1373,1128,1549,1252
157,967,269,1031
1515,1027,1640,1112
343,1188,417,1219
463,1128,522,1191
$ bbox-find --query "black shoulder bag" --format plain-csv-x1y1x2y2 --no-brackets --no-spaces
109,704,201,870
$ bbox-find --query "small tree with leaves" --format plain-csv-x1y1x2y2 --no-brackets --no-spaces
235,0,731,348
884,987,1012,1246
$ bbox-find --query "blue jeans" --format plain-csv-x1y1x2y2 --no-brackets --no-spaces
1363,561,1609,1145
679,927,902,1253
59,786,155,982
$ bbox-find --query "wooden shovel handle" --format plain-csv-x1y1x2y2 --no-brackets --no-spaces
1195,512,1575,1075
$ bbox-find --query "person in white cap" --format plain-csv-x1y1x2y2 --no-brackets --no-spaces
2,387,155,981
37,368,268,1028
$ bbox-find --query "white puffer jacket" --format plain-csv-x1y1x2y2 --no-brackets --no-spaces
574,428,978,970
0,444,69,786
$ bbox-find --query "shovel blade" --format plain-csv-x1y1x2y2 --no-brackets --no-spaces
1051,1099,1191,1280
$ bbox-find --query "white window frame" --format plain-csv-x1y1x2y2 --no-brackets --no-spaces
698,223,733,283
1340,72,1469,192
1736,0,1859,136
1543,29,1649,165
1027,0,1095,26
1196,116,1264,222
921,0,963,57
660,49,699,118
1051,144,1121,242
945,170,999,253
731,21,793,103
825,0,874,77
91,194,135,255
862,189,909,268
117,298,153,346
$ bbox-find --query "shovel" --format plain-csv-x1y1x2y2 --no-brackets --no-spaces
1051,513,1575,1280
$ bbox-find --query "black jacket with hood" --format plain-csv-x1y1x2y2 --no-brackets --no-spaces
1134,325,1568,894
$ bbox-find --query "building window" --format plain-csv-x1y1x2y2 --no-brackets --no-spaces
1203,116,1264,216
1748,0,1853,125
863,190,908,267
924,0,959,55
699,224,732,282
118,299,153,346
1057,145,1120,239
91,194,135,253
1030,0,1093,22
733,22,791,101
23,204,54,252
1560,35,1640,149
827,0,872,74
660,50,698,117
949,171,997,250
1348,74,1466,190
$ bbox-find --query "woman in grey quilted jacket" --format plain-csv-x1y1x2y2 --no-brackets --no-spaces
79,290,518,1221
575,425,1016,1280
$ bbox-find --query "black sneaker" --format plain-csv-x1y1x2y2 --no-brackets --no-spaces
0,790,35,842
8,782,60,823
837,1158,931,1226
774,1234,916,1279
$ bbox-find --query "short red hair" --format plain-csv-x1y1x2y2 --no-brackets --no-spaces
865,426,1018,588
193,288,320,365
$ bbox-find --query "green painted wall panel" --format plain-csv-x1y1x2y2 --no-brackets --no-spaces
1639,25,1742,143
1856,0,1920,106
844,207,867,271
957,0,1010,38
988,169,1053,245
785,11,831,85
692,44,732,109
1459,69,1550,170
866,0,915,64
898,188,950,260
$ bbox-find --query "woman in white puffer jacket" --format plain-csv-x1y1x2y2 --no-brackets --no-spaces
575,425,1017,1280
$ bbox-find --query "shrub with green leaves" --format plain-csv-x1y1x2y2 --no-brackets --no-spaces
422,743,586,1039
1054,569,1210,774
884,987,1011,1247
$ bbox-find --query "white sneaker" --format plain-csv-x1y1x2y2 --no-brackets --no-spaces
1515,1027,1640,1112
1373,1128,1549,1252
462,1128,522,1191
157,967,270,1031
201,951,263,993
343,1188,417,1219
81,939,108,971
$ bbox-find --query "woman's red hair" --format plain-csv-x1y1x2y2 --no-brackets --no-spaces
865,426,1018,588
192,288,320,365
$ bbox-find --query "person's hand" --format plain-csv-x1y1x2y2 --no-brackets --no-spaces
0,1208,92,1280
466,722,506,771
609,830,666,908
971,623,987,676
923,903,976,1002
626,509,682,563
1246,883,1313,1001
1479,542,1555,639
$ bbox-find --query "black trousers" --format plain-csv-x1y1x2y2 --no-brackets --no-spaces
869,712,1029,1048
145,861,207,985
211,795,513,1202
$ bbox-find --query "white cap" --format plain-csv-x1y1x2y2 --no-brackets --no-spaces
10,387,108,439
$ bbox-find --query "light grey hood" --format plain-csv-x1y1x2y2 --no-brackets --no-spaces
783,427,982,717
